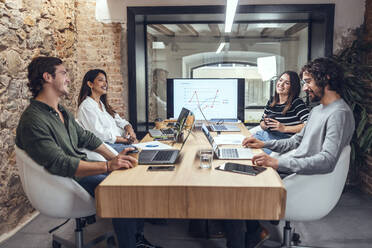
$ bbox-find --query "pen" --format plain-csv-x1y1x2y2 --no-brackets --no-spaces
146,144,159,147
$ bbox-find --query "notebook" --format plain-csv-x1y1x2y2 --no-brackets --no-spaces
198,105,240,132
149,107,191,138
139,118,194,165
201,124,253,160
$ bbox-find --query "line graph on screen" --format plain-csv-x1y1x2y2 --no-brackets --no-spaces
173,79,237,120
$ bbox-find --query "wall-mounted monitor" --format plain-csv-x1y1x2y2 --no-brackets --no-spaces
167,78,245,121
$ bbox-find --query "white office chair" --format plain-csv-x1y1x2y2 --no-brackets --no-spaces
15,146,115,248
276,145,351,247
248,125,263,136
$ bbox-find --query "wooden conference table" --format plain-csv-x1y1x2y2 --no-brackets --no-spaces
95,123,286,220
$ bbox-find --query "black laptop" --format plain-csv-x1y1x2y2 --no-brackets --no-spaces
139,118,194,165
148,107,191,138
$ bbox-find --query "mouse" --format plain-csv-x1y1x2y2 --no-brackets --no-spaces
126,146,139,154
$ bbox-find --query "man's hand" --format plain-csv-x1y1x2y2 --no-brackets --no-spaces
252,153,278,170
242,136,264,148
107,147,138,171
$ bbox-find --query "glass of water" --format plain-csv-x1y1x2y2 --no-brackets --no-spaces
199,148,213,169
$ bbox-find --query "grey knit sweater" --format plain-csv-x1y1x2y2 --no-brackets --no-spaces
264,98,355,175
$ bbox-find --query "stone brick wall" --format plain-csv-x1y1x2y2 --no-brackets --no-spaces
360,0,372,195
0,0,127,237
0,0,78,235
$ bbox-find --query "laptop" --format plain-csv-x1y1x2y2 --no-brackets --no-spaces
198,105,240,132
201,124,253,160
149,107,191,138
139,119,194,165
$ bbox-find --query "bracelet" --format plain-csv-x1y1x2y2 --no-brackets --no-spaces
106,161,109,173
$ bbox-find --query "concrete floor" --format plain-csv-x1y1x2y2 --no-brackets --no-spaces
1,187,372,248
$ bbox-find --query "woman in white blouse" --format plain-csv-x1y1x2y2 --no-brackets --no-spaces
77,69,138,153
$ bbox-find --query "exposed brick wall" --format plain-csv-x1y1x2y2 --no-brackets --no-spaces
76,0,128,118
0,0,127,238
361,0,372,195
0,0,77,236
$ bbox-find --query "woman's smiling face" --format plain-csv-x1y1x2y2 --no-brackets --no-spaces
89,73,107,97
276,73,291,96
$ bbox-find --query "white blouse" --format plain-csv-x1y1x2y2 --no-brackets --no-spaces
77,97,130,144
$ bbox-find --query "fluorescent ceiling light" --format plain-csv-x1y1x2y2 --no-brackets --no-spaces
152,41,165,49
225,0,238,33
216,42,226,54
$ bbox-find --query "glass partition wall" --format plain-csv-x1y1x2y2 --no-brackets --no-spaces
127,5,334,135
147,22,309,123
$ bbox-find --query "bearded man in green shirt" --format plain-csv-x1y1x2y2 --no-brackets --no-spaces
16,56,161,248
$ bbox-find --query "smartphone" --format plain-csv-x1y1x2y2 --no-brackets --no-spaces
147,166,175,171
217,162,266,176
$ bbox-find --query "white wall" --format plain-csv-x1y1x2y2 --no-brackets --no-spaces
96,0,365,52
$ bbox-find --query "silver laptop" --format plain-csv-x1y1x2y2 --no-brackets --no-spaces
149,107,190,138
201,124,253,160
198,105,240,132
139,119,194,165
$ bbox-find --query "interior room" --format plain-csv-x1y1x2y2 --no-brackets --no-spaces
1,0,372,248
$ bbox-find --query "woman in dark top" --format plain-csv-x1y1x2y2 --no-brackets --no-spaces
255,71,309,153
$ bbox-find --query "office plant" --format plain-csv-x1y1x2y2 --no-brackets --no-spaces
330,25,372,186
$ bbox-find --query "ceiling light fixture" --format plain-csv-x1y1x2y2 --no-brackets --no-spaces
152,41,165,49
224,0,239,33
216,42,226,54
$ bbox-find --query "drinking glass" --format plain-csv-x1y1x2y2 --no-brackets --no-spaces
199,149,213,169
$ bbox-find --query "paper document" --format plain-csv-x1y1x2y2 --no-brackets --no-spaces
213,134,246,145
133,141,173,150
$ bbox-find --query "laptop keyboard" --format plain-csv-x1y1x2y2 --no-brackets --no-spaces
212,125,227,131
221,148,239,158
161,128,175,135
153,150,174,161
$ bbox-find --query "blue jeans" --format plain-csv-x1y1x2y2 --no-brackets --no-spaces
254,130,291,154
78,174,143,248
106,143,133,154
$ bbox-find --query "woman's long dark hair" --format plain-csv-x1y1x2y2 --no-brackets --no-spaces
77,69,116,117
270,70,301,115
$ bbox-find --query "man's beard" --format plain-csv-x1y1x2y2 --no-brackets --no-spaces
309,87,324,102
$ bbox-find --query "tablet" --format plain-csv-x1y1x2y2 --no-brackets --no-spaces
216,162,266,176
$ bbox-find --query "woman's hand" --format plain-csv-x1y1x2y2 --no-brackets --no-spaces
265,118,286,132
124,125,138,144
259,120,268,130
116,136,130,144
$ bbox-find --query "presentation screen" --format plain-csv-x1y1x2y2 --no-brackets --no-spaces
167,78,245,121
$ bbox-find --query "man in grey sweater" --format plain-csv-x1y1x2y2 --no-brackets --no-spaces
223,58,355,248
243,57,355,175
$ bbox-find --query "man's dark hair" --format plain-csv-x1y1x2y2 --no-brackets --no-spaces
27,56,63,97
300,57,344,95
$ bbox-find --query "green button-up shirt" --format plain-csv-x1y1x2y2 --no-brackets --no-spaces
16,99,103,178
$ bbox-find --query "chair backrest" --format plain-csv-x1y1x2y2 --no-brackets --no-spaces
15,146,96,219
80,142,118,162
283,145,351,221
75,118,118,161
248,125,263,136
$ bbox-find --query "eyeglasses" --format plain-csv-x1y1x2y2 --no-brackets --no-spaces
301,78,312,86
